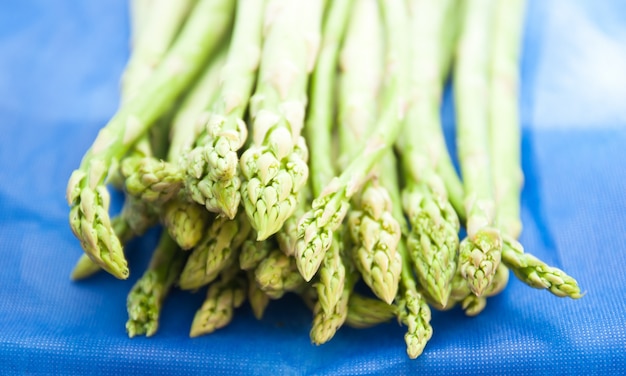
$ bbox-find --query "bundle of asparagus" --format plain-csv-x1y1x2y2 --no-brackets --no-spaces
67,0,582,359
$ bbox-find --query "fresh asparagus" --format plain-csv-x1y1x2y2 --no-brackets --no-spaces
178,213,251,291
239,0,325,240
238,231,272,271
292,0,356,334
126,232,186,337
486,0,581,299
121,0,197,100
189,267,247,337
345,293,396,329
453,0,502,296
66,0,236,278
183,0,267,219
295,0,410,283
246,270,271,320
71,0,177,280
255,249,305,299
501,236,582,298
489,0,525,239
70,197,158,280
348,183,402,304
396,240,433,359
398,0,461,308
310,262,357,345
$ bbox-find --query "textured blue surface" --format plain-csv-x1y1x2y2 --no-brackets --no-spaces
1,0,626,374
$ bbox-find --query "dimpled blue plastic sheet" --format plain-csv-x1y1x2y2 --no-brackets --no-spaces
1,0,625,375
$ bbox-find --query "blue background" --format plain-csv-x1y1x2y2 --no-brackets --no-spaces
1,0,625,374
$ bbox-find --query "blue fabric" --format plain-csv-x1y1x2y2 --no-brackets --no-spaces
1,0,625,374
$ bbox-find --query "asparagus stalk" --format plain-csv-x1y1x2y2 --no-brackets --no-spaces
486,0,581,299
238,232,272,271
348,183,402,304
489,0,525,239
183,0,267,219
70,196,158,280
446,262,509,315
239,0,325,240
345,293,396,329
70,0,171,279
292,0,356,330
397,0,461,308
246,270,271,320
295,0,410,282
66,0,236,278
159,48,231,250
395,240,433,359
501,236,582,298
126,232,186,337
189,267,247,337
453,0,502,296
314,232,347,315
121,0,197,100
178,212,251,291
255,249,305,299
310,261,357,345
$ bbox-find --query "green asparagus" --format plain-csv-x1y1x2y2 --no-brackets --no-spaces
183,0,267,219
126,232,186,337
66,0,236,278
239,0,325,240
295,0,410,282
454,0,502,297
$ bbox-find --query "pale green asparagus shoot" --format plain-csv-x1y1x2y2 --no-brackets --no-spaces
66,0,235,278
240,0,325,240
295,0,410,282
126,232,186,337
454,0,502,296
183,0,267,219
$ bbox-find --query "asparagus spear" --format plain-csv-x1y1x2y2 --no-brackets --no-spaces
66,0,236,278
295,0,411,282
486,0,581,299
246,270,271,320
238,232,272,270
345,293,396,329
446,262,509,316
489,0,525,240
255,249,305,300
189,267,247,337
178,212,251,291
348,183,402,304
160,47,230,250
70,197,158,280
183,0,267,219
453,0,502,296
121,0,197,100
397,0,461,308
292,0,355,331
501,235,582,298
329,0,400,305
71,1,177,279
126,232,186,337
70,0,173,280
239,0,325,240
310,259,357,345
395,240,433,359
